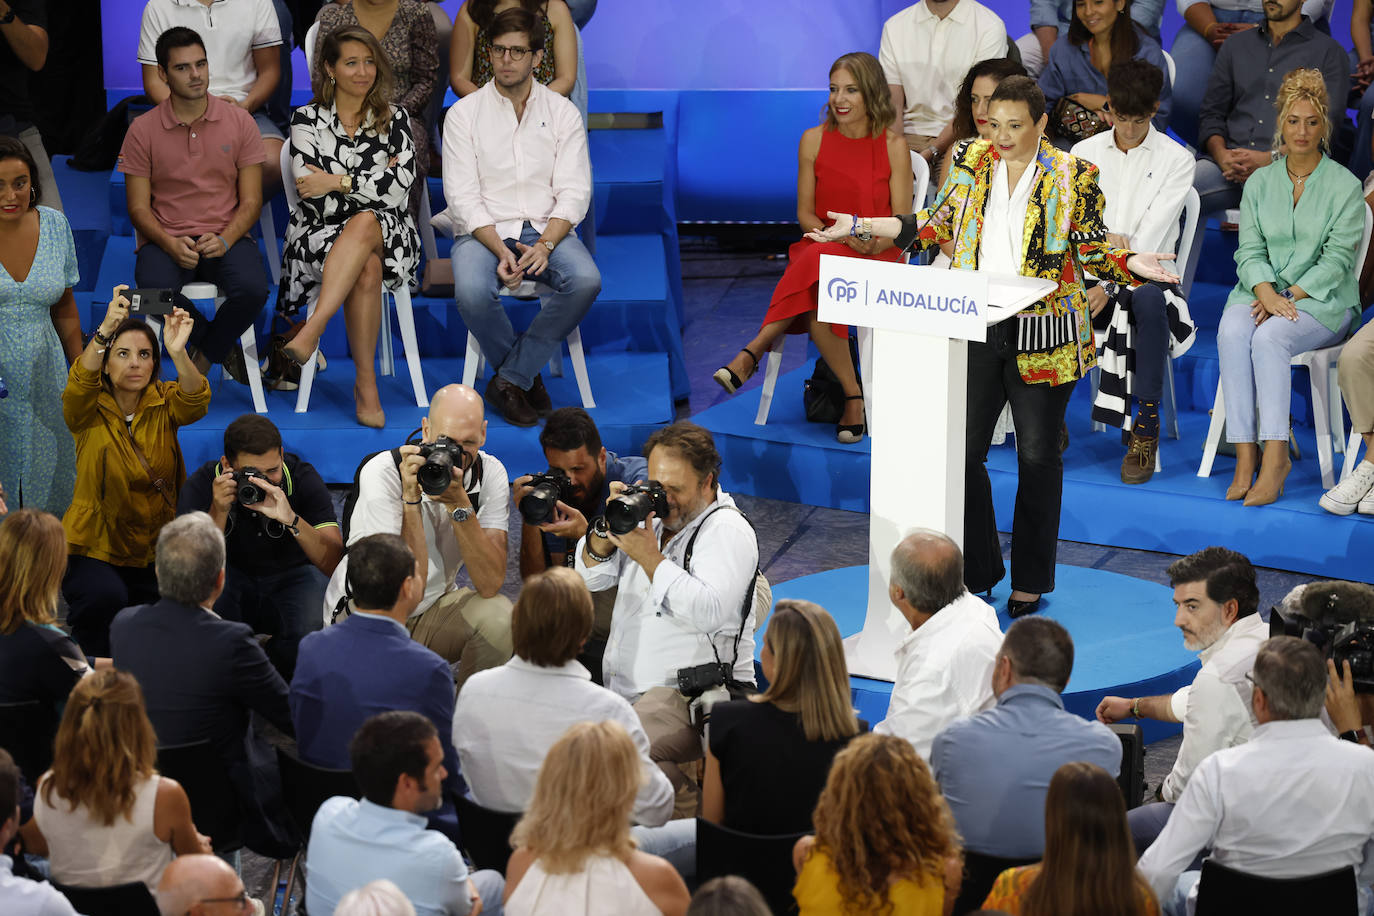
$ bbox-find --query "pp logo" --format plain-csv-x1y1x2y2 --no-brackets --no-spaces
826,277,859,303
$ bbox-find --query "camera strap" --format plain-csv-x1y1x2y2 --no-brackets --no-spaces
683,504,759,681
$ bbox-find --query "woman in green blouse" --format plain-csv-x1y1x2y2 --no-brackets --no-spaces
1217,68,1364,506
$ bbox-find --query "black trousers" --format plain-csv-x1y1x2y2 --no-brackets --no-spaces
964,321,1077,595
134,238,268,363
62,555,159,657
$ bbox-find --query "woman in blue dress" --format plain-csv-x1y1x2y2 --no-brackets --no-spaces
0,136,82,516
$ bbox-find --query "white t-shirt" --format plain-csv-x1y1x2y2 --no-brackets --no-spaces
137,0,282,103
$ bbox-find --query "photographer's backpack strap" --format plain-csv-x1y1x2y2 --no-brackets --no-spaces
683,505,761,685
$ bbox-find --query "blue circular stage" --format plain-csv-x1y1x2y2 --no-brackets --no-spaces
770,564,1201,741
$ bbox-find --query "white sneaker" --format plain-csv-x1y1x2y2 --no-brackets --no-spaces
1320,460,1374,515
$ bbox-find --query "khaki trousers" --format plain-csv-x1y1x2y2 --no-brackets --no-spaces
407,587,514,693
903,132,937,154
634,686,702,819
1339,320,1374,435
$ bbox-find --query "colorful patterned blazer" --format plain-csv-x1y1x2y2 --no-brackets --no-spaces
894,137,1138,386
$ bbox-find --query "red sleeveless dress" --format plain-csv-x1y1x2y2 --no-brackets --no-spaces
762,128,904,338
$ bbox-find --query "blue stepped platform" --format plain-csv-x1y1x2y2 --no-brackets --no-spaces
770,564,1197,743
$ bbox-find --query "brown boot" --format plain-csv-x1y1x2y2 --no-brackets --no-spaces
1121,432,1158,485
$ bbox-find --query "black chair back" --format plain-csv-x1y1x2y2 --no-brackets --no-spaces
1195,859,1358,916
0,700,57,786
156,741,243,854
454,794,520,875
696,818,807,915
951,852,1039,916
275,747,360,842
54,881,160,916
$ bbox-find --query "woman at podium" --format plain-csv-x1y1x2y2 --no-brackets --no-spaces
807,76,1177,618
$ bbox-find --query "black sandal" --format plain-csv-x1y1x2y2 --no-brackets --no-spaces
837,394,866,444
712,347,761,395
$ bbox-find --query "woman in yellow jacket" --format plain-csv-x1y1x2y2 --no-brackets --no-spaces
60,285,209,656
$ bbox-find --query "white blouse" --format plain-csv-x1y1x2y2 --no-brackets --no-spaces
506,855,662,916
979,158,1039,275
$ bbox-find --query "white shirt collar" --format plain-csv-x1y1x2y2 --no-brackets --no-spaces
1200,613,1267,666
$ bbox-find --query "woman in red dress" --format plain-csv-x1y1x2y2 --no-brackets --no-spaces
713,51,912,444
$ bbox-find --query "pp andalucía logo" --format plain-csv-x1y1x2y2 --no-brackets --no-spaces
826,276,860,303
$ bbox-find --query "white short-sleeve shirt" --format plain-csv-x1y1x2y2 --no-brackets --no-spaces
137,0,282,103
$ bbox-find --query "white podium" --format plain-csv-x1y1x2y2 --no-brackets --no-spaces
817,255,1056,681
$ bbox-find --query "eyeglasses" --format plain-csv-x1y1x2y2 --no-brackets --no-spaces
489,43,532,61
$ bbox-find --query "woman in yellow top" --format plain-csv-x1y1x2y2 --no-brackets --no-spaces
983,761,1158,916
59,284,209,657
792,733,963,915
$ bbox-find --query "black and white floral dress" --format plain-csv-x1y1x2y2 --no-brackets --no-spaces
277,103,419,318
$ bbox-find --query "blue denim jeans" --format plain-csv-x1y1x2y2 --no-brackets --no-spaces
214,563,327,679
1170,8,1266,148
452,223,601,390
631,818,696,878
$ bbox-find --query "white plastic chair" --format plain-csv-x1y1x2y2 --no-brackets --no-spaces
1341,428,1365,482
752,149,930,429
1198,203,1373,489
146,284,269,413
279,143,429,413
1162,51,1176,89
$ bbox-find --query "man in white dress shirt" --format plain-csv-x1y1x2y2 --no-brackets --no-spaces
441,6,600,429
1096,547,1269,851
874,529,1003,762
1139,636,1374,916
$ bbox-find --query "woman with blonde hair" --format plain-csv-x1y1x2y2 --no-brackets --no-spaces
793,733,963,915
703,599,865,834
21,670,211,890
1215,67,1364,506
504,720,691,916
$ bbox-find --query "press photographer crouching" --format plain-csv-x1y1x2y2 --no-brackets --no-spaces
1272,580,1374,747
178,415,342,679
576,422,762,817
514,407,646,681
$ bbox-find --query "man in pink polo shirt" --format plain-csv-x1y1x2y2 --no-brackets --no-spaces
119,26,268,380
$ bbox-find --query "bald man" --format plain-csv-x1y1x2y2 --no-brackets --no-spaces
324,384,514,692
874,529,1003,762
156,854,259,916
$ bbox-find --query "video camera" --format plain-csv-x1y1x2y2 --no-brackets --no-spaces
1270,581,1374,692
519,470,575,524
233,468,267,506
605,482,669,535
415,436,471,496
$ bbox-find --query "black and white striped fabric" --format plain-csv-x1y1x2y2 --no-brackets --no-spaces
1091,282,1197,430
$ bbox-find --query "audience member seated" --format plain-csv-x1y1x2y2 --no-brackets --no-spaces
874,529,1002,762
792,733,962,915
307,711,504,916
575,423,760,817
1192,0,1348,225
442,7,598,428
513,407,646,680
982,761,1159,915
878,0,1007,161
0,749,79,916
314,0,439,220
0,136,81,517
137,0,285,192
712,51,911,445
1072,59,1197,484
1016,0,1164,77
293,533,465,832
932,617,1121,860
1096,547,1267,852
155,854,262,916
324,384,512,691
179,414,341,678
453,566,672,822
1322,320,1374,515
504,720,690,916
1214,70,1362,507
703,599,866,835
686,877,771,916
449,0,576,100
336,879,418,916
22,671,211,891
939,57,1027,188
0,0,62,211
1039,0,1171,144
111,512,297,858
60,287,208,657
275,25,418,427
121,27,269,384
1139,637,1374,916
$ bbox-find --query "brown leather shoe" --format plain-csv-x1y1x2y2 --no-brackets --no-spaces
485,376,538,427
527,374,553,417
1121,432,1158,485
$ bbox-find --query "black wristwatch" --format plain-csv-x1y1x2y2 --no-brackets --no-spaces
1340,729,1365,744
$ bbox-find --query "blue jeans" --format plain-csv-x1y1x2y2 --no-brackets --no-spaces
452,223,601,390
631,818,696,878
1217,305,1351,442
214,563,327,679
1170,8,1266,148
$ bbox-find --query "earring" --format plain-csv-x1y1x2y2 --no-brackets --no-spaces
329,75,336,85
30,187,37,204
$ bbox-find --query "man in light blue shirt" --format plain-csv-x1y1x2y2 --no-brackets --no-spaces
931,617,1122,859
0,750,79,916
306,712,504,916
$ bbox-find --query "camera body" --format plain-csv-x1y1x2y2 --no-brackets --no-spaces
677,660,731,696
605,481,669,535
416,436,470,496
233,467,267,506
519,470,575,525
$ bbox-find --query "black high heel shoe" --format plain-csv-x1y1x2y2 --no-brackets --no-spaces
713,347,760,395
1007,595,1042,618
837,394,866,444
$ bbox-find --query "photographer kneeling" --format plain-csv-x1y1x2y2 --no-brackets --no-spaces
324,384,512,692
576,422,760,817
178,414,343,679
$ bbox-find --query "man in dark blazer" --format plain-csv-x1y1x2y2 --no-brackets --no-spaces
290,533,464,838
111,511,297,857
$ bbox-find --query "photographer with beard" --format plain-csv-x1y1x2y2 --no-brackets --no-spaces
323,384,513,693
514,408,645,680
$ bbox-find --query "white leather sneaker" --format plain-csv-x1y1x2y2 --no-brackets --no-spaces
1320,460,1374,516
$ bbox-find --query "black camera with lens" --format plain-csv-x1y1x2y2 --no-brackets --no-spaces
605,481,669,535
415,436,470,496
233,468,267,506
1270,580,1374,692
519,470,575,524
